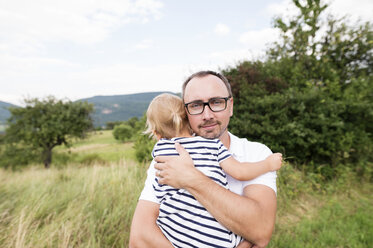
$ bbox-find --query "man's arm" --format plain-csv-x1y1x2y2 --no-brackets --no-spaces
155,143,277,247
129,200,174,248
189,179,277,247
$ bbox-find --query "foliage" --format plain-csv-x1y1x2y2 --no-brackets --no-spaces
134,133,156,163
224,0,373,177
132,115,156,163
113,124,133,143
3,96,94,168
106,121,125,130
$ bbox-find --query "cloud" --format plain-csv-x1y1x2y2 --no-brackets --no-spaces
134,39,154,50
265,0,299,18
0,0,164,48
214,23,230,36
239,28,280,51
0,61,190,105
209,49,263,67
328,0,373,23
265,0,373,23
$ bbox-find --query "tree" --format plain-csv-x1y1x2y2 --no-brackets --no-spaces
224,0,372,177
113,124,132,142
132,114,156,163
5,96,94,168
268,0,372,86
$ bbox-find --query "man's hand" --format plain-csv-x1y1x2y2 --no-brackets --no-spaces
154,142,202,188
237,239,265,248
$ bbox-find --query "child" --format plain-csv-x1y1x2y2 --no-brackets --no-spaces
145,93,282,248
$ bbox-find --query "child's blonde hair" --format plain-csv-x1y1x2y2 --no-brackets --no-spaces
145,93,191,139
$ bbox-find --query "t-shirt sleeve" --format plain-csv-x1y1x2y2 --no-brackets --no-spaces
138,160,159,204
242,143,277,194
217,140,232,163
151,140,161,158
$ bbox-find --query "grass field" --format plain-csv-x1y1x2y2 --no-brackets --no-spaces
0,131,372,247
53,130,136,165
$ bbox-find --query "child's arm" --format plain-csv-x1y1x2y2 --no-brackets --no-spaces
220,153,283,181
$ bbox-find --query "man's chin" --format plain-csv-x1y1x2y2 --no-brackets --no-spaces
199,131,220,139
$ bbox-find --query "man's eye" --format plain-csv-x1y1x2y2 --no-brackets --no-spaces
190,103,202,108
211,99,224,105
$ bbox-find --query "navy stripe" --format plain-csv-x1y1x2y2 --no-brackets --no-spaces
159,208,230,235
158,217,232,245
210,169,226,178
159,223,199,248
210,177,228,186
156,141,175,146
169,196,206,211
217,153,231,162
154,147,176,152
160,216,230,244
155,191,177,200
218,148,228,156
154,152,179,156
178,139,219,145
161,201,217,222
194,164,221,170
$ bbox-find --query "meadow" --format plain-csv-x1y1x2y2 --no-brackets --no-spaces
0,131,372,247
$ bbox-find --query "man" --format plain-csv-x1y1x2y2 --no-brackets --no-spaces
129,71,277,248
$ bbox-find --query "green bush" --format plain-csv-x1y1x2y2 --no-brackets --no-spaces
226,62,372,178
113,124,132,142
223,1,372,178
133,133,156,163
0,144,41,169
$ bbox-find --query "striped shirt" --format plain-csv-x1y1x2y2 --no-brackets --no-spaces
152,136,242,248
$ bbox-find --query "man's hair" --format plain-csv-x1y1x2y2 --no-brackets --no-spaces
144,93,190,139
182,70,232,100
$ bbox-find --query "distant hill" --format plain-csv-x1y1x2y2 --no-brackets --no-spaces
77,91,178,127
0,101,19,123
0,92,176,129
0,101,19,132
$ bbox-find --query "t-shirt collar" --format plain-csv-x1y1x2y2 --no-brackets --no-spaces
228,131,244,158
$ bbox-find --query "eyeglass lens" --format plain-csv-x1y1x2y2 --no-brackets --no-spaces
187,98,228,115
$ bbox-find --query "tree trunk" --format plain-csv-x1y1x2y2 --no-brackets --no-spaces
43,148,52,169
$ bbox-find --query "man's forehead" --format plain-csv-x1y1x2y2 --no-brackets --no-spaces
183,75,229,101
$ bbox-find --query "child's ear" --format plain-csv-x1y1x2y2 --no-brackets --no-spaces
153,131,162,140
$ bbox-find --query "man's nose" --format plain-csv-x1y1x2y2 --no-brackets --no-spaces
202,105,214,120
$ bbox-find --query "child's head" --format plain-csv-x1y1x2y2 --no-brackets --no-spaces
145,93,191,139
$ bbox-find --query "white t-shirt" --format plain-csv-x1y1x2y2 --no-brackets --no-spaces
139,132,277,203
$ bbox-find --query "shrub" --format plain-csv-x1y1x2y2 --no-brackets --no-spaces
113,124,132,142
133,133,156,163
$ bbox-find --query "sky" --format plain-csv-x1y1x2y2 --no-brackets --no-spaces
1,0,372,106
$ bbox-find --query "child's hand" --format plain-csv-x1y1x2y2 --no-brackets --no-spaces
266,153,283,171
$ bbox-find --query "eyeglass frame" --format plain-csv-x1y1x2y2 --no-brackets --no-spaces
184,96,232,115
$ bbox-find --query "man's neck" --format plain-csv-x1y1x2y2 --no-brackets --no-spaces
178,129,193,138
219,130,231,149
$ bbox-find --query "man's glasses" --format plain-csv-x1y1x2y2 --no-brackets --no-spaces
184,97,231,115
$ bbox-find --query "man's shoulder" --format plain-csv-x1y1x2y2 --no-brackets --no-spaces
229,132,272,161
229,132,269,149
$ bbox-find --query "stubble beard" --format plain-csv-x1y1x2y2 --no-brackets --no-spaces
197,120,226,139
